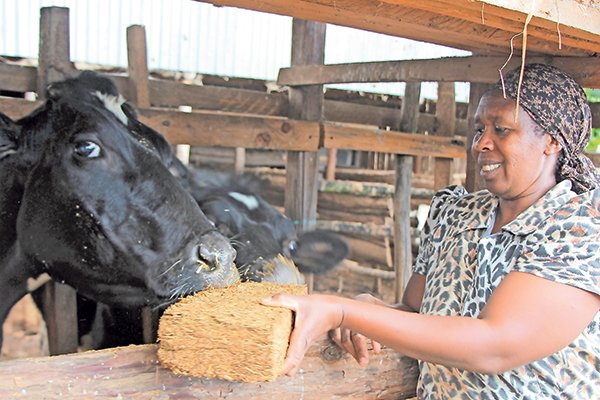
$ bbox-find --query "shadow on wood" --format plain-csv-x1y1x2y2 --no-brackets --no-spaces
0,338,418,399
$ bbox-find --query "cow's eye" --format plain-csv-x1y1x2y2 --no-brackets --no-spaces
73,141,101,159
287,240,298,255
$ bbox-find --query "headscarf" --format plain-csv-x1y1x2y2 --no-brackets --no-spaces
495,63,600,194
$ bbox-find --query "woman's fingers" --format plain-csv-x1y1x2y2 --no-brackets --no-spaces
351,332,370,366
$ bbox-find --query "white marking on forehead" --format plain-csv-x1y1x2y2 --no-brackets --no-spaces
228,192,259,210
92,91,128,125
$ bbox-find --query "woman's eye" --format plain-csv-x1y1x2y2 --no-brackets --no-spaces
73,141,102,159
494,125,509,135
473,126,485,138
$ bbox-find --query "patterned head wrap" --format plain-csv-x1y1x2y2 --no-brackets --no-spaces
495,63,600,194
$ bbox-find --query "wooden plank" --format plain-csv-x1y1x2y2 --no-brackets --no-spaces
0,64,37,93
390,0,600,44
278,56,600,88
0,97,42,120
0,99,468,156
37,6,79,357
0,341,418,399
147,79,289,115
323,122,466,158
197,0,600,56
137,108,320,151
480,0,600,36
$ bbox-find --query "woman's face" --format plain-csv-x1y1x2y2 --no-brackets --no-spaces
472,91,560,201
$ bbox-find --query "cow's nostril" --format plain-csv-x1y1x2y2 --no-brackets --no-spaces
195,241,236,271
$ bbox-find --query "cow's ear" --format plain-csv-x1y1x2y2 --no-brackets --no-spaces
46,83,62,100
0,112,19,158
121,102,139,120
291,230,350,273
0,111,19,141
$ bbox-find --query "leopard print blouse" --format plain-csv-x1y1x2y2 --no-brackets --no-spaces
413,180,599,399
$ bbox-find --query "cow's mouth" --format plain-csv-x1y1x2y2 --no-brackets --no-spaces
238,254,304,285
150,230,240,301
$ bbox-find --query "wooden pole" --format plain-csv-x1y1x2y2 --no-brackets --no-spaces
37,6,79,356
393,82,419,302
126,24,159,344
433,82,457,190
285,19,326,293
126,25,150,108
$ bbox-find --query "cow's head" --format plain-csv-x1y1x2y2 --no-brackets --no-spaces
184,167,349,284
14,72,239,308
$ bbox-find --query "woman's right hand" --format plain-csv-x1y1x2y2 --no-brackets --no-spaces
329,293,386,366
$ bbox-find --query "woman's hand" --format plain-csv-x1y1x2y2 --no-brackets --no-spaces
329,293,385,366
261,293,344,376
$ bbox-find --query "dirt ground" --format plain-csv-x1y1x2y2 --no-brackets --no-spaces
1,267,396,361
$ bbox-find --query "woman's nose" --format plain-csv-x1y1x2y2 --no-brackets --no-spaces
472,129,493,153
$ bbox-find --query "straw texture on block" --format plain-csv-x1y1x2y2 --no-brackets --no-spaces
157,281,307,382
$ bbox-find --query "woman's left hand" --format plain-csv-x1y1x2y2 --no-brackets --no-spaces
261,293,344,376
329,293,383,366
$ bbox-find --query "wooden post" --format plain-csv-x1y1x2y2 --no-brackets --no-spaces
433,82,456,190
465,83,492,193
325,148,337,180
234,147,246,174
126,25,150,108
285,19,326,293
37,6,78,356
126,24,158,344
393,82,419,302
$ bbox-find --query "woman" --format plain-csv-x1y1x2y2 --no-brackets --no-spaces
262,64,600,399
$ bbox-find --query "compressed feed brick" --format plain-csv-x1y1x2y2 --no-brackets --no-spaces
157,281,307,382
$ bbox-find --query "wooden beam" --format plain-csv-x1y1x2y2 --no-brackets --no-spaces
138,108,320,151
389,0,600,44
278,56,600,88
480,0,600,36
147,79,288,116
0,341,418,399
323,122,466,158
197,0,599,56
0,64,37,93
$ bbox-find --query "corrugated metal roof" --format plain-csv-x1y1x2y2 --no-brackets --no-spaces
0,0,470,99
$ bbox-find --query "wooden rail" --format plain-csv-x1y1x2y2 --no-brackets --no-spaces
0,340,418,399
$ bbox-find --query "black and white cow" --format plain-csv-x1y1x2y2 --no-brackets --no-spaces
179,164,349,284
1,70,349,352
0,72,240,350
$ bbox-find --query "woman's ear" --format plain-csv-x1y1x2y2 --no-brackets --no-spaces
544,135,562,156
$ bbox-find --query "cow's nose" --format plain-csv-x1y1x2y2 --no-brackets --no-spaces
196,230,236,269
188,230,239,290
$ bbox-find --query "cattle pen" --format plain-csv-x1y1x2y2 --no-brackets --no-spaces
1,0,600,398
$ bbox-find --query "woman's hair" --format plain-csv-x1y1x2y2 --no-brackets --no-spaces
495,63,599,194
